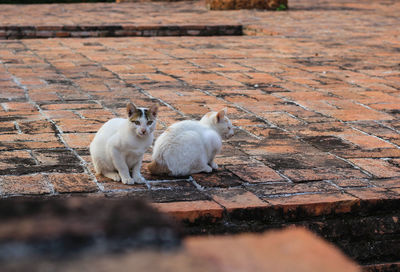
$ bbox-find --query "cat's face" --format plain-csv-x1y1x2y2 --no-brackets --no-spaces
201,108,234,139
127,102,158,137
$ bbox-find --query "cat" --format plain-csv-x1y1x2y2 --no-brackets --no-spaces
148,108,234,177
90,102,158,184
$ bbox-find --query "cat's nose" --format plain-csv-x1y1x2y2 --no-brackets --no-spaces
141,128,146,134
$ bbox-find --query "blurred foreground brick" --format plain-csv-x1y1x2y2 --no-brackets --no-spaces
0,198,359,272
184,228,360,272
206,0,288,10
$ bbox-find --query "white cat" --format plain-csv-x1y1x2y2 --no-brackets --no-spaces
148,108,234,176
90,102,158,184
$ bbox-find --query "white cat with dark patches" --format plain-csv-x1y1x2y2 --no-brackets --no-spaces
90,102,158,184
148,108,234,177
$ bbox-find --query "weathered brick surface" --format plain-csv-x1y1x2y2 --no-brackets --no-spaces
0,0,400,267
205,0,288,10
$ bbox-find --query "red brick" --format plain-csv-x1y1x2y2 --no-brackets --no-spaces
283,167,368,182
55,118,102,133
349,158,400,178
18,120,54,134
227,164,285,183
331,179,371,188
211,188,269,211
2,102,37,112
41,103,101,111
346,187,400,201
185,228,359,272
0,133,63,150
152,200,223,223
340,135,394,149
370,178,400,189
63,133,94,149
48,173,98,193
249,181,339,198
0,174,52,195
267,193,359,216
0,150,34,170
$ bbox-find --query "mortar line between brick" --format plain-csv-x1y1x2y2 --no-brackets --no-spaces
328,152,373,178
0,102,8,112
375,120,400,135
26,149,40,166
44,173,56,194
13,121,22,134
346,123,400,149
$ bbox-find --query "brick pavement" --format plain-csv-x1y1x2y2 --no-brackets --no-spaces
0,0,400,266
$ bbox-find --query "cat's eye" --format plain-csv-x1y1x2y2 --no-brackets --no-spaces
133,121,141,126
147,120,153,125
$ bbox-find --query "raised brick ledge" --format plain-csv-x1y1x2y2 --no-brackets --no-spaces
150,196,400,266
0,24,243,39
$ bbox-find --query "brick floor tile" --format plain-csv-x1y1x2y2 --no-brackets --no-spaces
349,158,400,178
48,173,98,193
346,187,400,201
211,188,269,211
0,150,35,170
335,148,400,159
42,110,79,119
227,164,284,183
17,120,55,134
191,171,242,188
54,118,102,133
331,179,371,188
0,174,52,195
390,188,400,195
2,102,37,112
266,193,359,216
152,200,223,223
31,149,80,166
247,181,339,198
41,103,101,111
63,133,94,149
261,153,351,170
0,133,63,150
0,121,17,134
340,135,395,149
282,167,369,182
370,178,400,189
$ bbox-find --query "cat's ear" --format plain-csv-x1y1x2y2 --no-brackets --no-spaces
127,102,137,117
149,104,158,118
216,108,227,123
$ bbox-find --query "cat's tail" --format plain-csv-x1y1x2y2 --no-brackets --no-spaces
148,160,171,175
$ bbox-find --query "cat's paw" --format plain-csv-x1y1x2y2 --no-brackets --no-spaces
210,161,219,170
121,177,135,185
133,175,146,184
204,165,213,173
103,172,121,182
